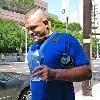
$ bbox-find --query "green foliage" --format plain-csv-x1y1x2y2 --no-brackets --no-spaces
68,30,83,45
48,16,66,32
1,0,34,14
67,22,83,44
0,18,33,53
48,16,83,44
92,37,100,57
68,22,82,32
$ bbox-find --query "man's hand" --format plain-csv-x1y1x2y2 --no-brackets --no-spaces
32,66,55,81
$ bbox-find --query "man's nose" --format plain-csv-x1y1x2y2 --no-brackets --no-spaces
30,32,35,37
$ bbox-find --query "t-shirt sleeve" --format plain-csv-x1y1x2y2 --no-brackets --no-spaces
68,35,89,67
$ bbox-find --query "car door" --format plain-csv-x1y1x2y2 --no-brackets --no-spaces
0,72,20,100
0,72,29,100
5,80,21,100
0,74,12,100
0,72,21,100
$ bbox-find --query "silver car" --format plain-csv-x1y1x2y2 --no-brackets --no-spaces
0,72,30,100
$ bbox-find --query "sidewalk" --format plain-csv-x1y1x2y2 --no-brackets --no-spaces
75,83,100,100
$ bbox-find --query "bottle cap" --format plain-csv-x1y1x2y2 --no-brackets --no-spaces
36,45,40,49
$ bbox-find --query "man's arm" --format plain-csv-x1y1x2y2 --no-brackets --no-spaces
51,65,92,82
32,64,92,82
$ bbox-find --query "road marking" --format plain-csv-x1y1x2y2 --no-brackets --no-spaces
2,97,6,99
0,69,6,70
94,65,99,67
92,71,98,73
8,65,12,67
25,70,30,72
21,65,26,66
12,68,18,69
17,72,22,73
93,62,100,64
24,67,28,68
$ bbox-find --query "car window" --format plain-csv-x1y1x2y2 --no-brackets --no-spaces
0,72,29,81
0,72,14,81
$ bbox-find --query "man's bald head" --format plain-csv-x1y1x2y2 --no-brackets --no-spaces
26,9,47,23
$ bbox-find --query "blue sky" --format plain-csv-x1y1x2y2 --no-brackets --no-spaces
43,0,80,22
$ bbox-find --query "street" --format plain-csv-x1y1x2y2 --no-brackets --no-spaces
92,59,100,81
0,62,29,75
0,59,100,92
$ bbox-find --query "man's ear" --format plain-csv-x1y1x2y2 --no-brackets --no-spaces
43,20,48,26
43,20,49,30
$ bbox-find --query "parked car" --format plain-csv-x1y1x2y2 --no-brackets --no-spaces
0,72,30,100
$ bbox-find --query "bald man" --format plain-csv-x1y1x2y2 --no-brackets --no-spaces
25,9,92,100
25,9,50,42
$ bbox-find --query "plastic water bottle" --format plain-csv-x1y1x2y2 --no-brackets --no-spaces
29,45,48,100
30,45,44,81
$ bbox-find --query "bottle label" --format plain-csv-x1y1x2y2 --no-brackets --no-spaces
31,76,41,81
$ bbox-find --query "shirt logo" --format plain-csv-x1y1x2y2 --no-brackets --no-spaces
61,53,74,68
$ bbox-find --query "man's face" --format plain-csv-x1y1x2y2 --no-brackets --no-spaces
26,17,47,42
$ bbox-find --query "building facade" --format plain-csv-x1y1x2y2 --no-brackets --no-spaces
34,0,58,19
34,0,48,13
0,0,58,24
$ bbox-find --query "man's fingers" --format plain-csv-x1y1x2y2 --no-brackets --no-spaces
41,75,48,80
32,70,44,77
40,72,48,80
32,65,50,80
32,66,44,73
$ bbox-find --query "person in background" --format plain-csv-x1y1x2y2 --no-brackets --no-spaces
25,9,92,100
17,53,20,62
1,53,4,62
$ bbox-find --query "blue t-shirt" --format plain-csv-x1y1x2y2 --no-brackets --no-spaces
28,32,89,100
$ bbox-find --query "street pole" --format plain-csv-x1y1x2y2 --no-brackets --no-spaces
25,29,28,63
61,0,69,32
22,26,28,63
82,0,92,96
66,16,68,32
